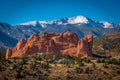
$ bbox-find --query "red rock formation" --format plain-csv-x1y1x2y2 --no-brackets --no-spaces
6,32,93,58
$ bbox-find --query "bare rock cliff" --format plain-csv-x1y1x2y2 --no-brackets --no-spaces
6,32,93,58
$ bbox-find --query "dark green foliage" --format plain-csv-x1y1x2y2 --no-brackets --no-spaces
118,59,120,65
21,56,27,64
101,59,105,63
96,58,105,63
84,67,90,74
15,66,24,79
66,74,72,79
40,63,49,71
16,72,23,79
3,77,8,80
92,62,96,68
16,66,23,72
98,78,102,80
106,58,120,65
30,62,36,69
78,62,84,66
84,58,91,63
102,63,108,68
0,65,2,71
75,67,83,73
96,59,101,63
75,58,83,64
116,70,120,74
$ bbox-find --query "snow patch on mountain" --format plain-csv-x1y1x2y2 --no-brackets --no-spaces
68,16,89,24
20,21,38,26
48,20,61,25
39,21,47,28
102,22,113,28
20,21,48,28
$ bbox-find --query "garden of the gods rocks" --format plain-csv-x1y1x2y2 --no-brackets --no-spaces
6,32,93,58
0,0,120,80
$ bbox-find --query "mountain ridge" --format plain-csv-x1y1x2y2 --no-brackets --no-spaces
18,15,117,28
0,15,120,48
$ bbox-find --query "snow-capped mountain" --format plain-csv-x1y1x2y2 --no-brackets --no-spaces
19,16,116,28
0,15,120,48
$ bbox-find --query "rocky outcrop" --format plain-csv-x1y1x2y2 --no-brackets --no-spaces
6,32,93,58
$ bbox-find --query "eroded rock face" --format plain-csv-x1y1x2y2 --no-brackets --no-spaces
6,32,93,58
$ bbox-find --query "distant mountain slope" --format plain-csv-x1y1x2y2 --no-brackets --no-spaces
0,31,18,48
0,15,120,48
93,32,120,57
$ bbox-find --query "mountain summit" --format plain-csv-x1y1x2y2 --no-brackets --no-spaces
67,16,89,24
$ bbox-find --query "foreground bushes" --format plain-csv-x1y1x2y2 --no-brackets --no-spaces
0,53,120,80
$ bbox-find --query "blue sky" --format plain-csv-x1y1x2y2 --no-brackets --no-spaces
0,0,120,25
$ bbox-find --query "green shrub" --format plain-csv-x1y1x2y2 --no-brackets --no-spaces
66,74,72,79
106,58,120,65
3,77,8,80
30,62,36,69
40,63,49,71
16,66,22,72
101,59,105,63
96,59,101,63
116,71,120,74
84,67,90,74
0,65,2,71
92,63,96,68
96,59,105,63
75,67,83,73
16,72,23,79
78,62,84,66
98,78,102,80
75,58,83,64
84,58,91,63
103,63,108,68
